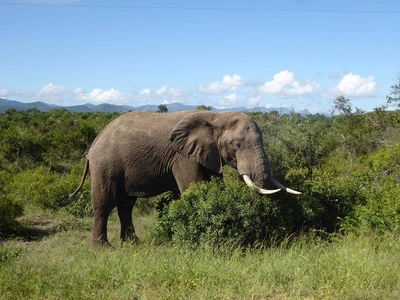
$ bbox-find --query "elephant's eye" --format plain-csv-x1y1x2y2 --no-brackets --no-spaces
235,142,241,150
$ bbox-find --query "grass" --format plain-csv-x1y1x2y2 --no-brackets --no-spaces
1,209,400,299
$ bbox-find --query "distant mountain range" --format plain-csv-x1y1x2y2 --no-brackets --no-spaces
0,98,312,116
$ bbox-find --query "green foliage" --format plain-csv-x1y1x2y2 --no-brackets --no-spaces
155,172,300,248
0,196,24,238
250,104,400,236
63,190,93,218
0,171,23,237
386,74,400,106
0,109,119,220
1,104,400,241
196,105,212,110
5,164,89,211
0,109,120,171
352,143,400,233
157,104,168,113
310,142,400,234
0,173,24,237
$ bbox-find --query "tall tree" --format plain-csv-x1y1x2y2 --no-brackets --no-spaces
386,74,400,106
157,104,168,113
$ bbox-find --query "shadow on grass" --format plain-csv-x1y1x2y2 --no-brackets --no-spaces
1,215,91,242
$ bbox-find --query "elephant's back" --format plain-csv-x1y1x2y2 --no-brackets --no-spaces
87,111,193,160
114,110,193,126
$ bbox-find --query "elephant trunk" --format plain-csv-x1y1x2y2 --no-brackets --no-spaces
237,143,277,193
237,143,301,195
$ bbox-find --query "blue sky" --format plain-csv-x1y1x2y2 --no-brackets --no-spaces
1,0,399,113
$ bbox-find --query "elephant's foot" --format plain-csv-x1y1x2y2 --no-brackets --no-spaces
123,233,141,245
90,239,114,250
121,233,141,245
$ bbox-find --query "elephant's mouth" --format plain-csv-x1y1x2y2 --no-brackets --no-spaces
242,175,301,195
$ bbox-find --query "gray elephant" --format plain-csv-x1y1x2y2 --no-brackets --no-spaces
68,110,300,248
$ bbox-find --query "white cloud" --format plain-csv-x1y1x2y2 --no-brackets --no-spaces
166,88,189,102
258,70,320,96
0,88,10,97
129,86,190,104
1,71,380,112
336,73,378,97
197,74,246,94
156,86,168,95
76,88,126,103
28,83,69,104
284,80,321,96
218,93,241,107
322,73,379,99
38,83,67,96
140,88,152,95
265,104,274,109
72,87,84,94
248,95,262,107
216,93,263,108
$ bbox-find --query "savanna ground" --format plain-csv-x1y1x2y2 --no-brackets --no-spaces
2,205,400,300
1,88,400,299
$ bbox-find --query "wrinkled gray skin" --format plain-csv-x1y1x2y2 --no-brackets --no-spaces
69,110,282,248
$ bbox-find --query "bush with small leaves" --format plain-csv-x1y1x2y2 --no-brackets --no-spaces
62,190,92,218
0,172,24,237
154,171,300,248
6,164,89,211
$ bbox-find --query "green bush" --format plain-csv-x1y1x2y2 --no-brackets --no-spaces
0,196,24,238
5,164,90,211
62,190,92,218
352,143,400,233
308,143,400,234
154,172,299,248
0,172,24,237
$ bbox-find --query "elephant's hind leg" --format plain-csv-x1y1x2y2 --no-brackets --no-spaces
117,197,138,243
91,204,114,249
90,175,117,249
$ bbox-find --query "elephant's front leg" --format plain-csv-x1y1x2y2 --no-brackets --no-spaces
117,198,138,243
173,159,221,193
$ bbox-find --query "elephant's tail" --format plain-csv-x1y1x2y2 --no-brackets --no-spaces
59,159,90,207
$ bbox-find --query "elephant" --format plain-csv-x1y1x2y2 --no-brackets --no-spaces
67,110,301,248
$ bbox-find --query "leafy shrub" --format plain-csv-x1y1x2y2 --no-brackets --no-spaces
6,164,89,211
0,172,24,237
306,154,367,233
154,172,300,248
62,190,92,218
351,143,400,233
309,143,400,234
0,196,24,238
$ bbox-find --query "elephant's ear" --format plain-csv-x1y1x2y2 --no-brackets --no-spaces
170,112,222,173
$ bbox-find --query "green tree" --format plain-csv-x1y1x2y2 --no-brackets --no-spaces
157,104,168,113
386,74,400,106
196,105,211,111
333,95,352,116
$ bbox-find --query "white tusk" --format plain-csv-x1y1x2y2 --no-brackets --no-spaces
242,175,281,195
270,177,302,195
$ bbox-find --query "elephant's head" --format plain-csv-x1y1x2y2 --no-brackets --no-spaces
170,111,301,195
